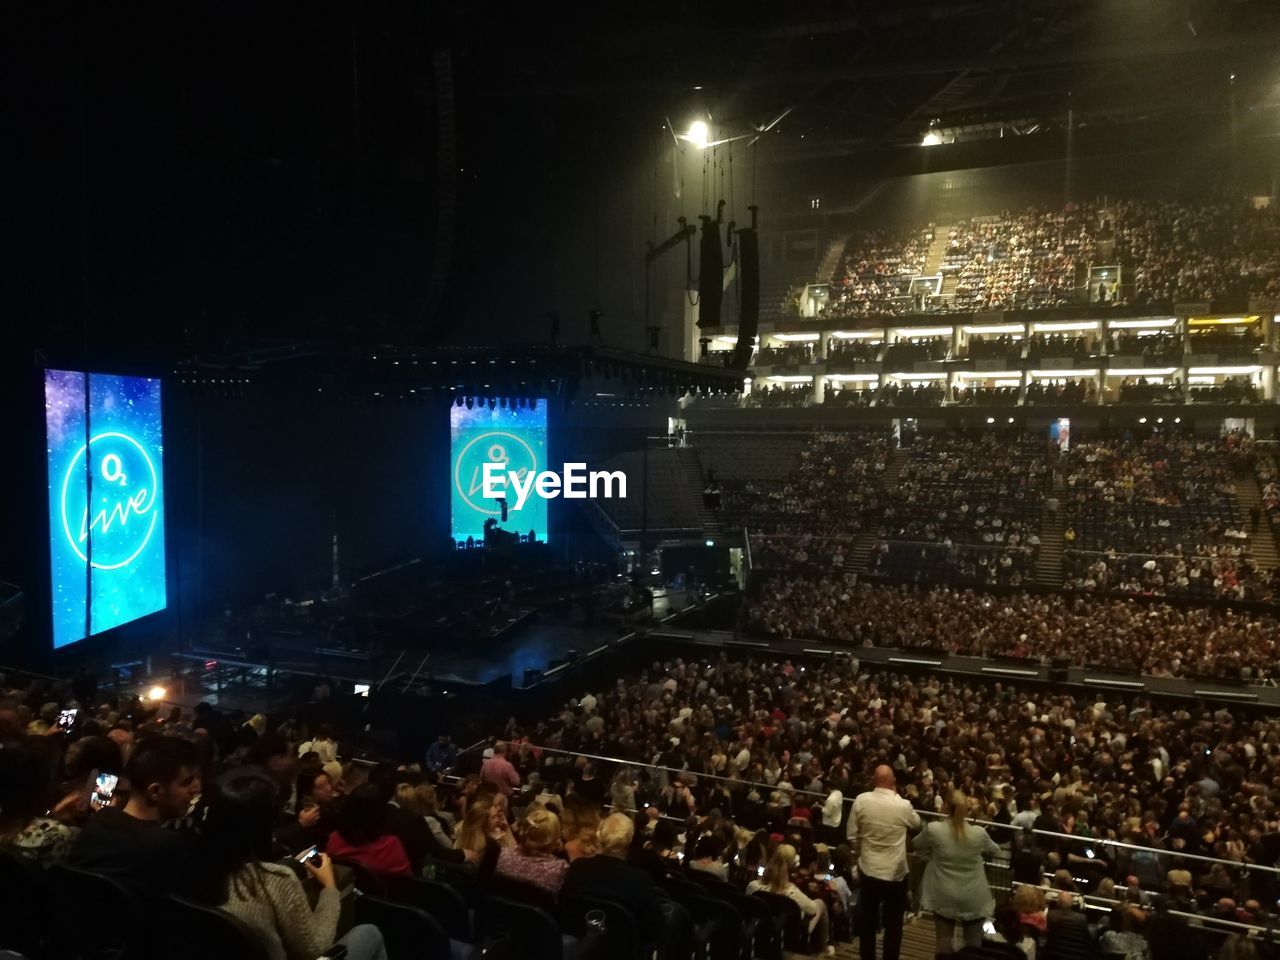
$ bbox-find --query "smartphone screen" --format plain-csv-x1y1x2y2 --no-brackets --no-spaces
296,845,320,864
983,920,996,936
91,772,119,810
57,708,78,732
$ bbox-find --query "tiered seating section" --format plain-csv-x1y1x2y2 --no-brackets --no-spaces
945,208,1096,312
593,449,702,535
868,434,1049,586
1113,199,1280,305
1060,434,1270,601
826,226,933,317
719,431,889,569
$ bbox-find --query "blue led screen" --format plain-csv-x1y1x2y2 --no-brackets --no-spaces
450,403,548,544
45,369,167,648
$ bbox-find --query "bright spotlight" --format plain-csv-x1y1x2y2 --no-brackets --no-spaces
687,120,709,149
147,685,167,702
921,131,943,146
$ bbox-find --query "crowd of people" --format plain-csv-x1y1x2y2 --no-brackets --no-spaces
1057,434,1272,600
945,208,1095,313
1113,200,1280,307
826,227,934,318
747,575,1280,681
7,623,1280,958
517,654,1280,957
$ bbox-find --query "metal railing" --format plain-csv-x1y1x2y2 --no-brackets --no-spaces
481,743,1280,877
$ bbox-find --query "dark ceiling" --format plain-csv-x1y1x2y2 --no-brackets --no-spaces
7,0,1280,360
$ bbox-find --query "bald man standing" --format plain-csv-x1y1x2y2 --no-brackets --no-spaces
848,765,921,960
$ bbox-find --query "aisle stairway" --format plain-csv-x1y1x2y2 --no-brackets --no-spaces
818,233,851,283
1236,469,1280,570
848,447,907,573
1035,470,1067,587
923,224,952,276
676,446,723,540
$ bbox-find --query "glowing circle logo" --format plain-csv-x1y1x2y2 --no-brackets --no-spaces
59,431,160,570
453,430,537,515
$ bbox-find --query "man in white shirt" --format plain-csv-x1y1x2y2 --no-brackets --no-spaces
848,765,921,960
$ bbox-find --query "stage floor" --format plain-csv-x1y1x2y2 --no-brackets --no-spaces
157,590,707,711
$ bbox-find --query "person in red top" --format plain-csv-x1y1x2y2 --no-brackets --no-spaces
480,742,521,797
326,782,411,878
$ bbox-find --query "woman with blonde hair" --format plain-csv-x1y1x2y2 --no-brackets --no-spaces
494,808,569,895
746,843,831,954
454,795,515,861
912,790,1000,954
560,793,601,861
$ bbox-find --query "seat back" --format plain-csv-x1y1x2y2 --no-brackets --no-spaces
386,875,472,941
485,874,559,914
0,851,50,957
752,891,806,953
330,857,389,897
561,895,640,960
48,863,149,960
162,895,272,960
354,894,452,960
682,895,743,960
478,896,566,960
724,891,782,960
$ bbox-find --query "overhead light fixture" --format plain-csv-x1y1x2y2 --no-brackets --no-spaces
686,120,709,149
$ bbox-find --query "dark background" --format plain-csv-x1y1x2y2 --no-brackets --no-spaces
4,0,1280,663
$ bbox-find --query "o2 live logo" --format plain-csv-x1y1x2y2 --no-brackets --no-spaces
454,430,540,516
60,432,160,569
45,369,167,648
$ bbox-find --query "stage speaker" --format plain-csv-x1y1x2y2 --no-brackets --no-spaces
523,668,542,686
696,206,724,329
1048,656,1070,683
732,205,759,370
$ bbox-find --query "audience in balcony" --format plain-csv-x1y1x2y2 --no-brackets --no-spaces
1116,377,1182,403
1189,378,1260,404
884,336,949,365
1108,331,1182,360
823,382,875,407
757,343,815,366
1025,379,1094,405
879,381,945,407
1187,329,1262,357
826,227,933,318
749,383,812,408
951,383,1019,405
966,334,1023,360
826,337,882,364
1114,200,1280,306
1026,333,1094,359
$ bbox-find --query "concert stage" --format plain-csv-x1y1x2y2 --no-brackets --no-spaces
163,586,710,714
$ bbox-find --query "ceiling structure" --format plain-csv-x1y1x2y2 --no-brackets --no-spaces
467,0,1280,158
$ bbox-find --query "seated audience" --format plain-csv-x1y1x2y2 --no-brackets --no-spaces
198,767,388,960
66,736,202,897
493,807,568,896
325,782,411,878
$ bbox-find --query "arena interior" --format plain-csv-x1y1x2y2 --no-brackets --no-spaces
6,3,1280,960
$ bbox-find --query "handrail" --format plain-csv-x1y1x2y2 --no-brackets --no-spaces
517,743,1280,877
1012,881,1279,941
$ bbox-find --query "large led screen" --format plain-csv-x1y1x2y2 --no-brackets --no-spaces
45,370,167,648
450,403,548,544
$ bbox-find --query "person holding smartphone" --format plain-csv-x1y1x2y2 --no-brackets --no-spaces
198,767,388,960
0,738,80,866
